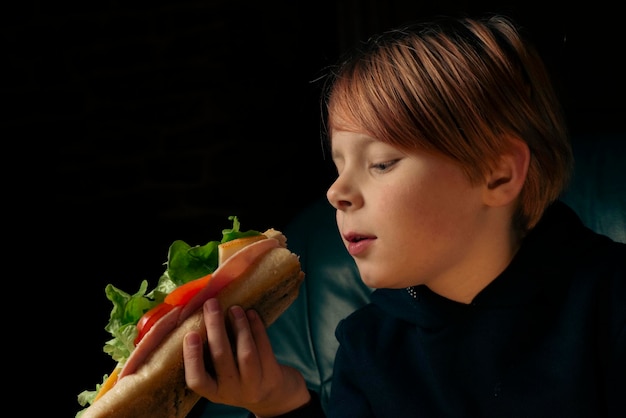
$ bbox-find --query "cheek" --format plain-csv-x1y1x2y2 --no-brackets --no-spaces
389,175,481,239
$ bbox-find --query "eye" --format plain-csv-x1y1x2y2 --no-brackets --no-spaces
371,159,399,172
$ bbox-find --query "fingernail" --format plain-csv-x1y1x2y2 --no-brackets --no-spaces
206,298,220,313
185,332,201,347
246,309,257,321
230,305,245,319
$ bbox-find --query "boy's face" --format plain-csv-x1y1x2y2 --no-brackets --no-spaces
327,129,495,300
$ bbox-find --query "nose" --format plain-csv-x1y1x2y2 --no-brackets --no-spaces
327,174,361,211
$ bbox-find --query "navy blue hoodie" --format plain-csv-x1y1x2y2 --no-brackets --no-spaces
324,201,625,417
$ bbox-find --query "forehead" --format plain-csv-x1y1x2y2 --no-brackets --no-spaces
331,127,376,143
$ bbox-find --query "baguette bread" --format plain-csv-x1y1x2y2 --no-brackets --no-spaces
80,246,304,418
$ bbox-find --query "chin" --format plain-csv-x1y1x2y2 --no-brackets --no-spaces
358,270,389,289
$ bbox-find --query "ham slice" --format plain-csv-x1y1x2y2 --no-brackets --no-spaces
118,237,280,380
178,237,280,322
119,305,181,379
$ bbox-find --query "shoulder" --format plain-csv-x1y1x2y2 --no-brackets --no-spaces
334,288,411,345
335,302,381,337
335,299,385,343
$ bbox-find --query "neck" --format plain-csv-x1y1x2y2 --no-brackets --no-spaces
426,215,522,304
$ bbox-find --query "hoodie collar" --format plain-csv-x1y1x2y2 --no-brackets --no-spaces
370,201,591,329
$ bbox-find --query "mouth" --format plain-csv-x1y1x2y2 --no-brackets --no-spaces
343,233,370,243
343,233,376,256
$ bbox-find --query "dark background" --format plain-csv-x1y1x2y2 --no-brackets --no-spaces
5,1,622,416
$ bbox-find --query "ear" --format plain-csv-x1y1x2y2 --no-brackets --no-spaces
482,137,530,207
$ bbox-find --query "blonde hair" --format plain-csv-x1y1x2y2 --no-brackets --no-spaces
323,15,573,234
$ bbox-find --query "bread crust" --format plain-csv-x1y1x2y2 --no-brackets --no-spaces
80,247,304,418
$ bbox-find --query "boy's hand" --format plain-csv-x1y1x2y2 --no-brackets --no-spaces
183,298,311,417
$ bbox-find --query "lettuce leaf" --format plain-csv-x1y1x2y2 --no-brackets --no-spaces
75,216,260,416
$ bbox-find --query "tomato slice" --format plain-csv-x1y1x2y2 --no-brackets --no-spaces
134,303,176,346
133,274,211,346
164,274,212,306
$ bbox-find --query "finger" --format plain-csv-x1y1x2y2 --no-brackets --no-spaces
183,331,216,397
228,306,262,386
203,298,240,386
247,309,278,369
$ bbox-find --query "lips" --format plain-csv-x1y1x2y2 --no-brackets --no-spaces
343,232,376,256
